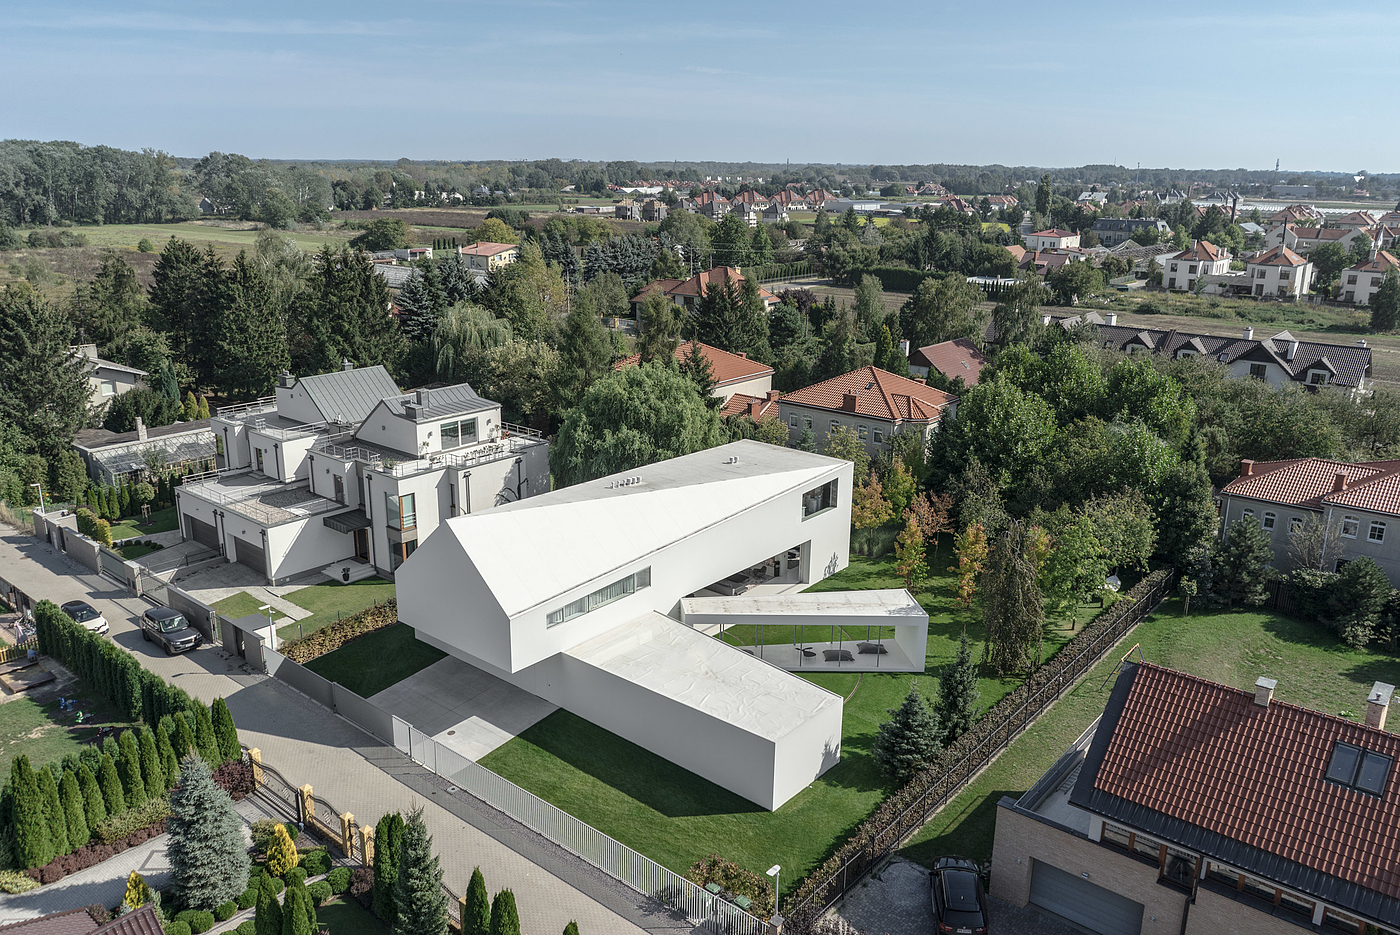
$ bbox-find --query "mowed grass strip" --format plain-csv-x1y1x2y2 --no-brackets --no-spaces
303,623,444,698
277,577,395,640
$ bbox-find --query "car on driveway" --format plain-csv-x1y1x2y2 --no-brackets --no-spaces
931,857,989,934
59,600,109,635
140,607,203,655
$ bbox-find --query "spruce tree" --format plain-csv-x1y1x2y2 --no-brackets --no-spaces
463,868,490,935
934,633,981,746
138,726,165,798
155,722,181,788
211,698,240,764
373,812,405,922
37,765,70,856
60,768,90,849
678,340,717,399
193,702,221,766
556,302,613,406
280,881,311,935
0,285,91,461
173,710,198,760
168,754,250,910
1211,516,1275,610
98,753,127,817
488,890,520,935
77,763,107,831
117,730,147,809
392,807,448,935
215,252,290,399
871,682,942,783
255,873,283,935
11,756,52,869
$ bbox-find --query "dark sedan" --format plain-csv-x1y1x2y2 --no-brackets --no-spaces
931,857,989,934
140,607,203,655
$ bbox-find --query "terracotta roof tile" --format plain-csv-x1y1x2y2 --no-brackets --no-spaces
720,391,781,419
1250,245,1309,268
779,366,955,423
1083,664,1400,902
458,242,518,257
910,338,988,385
0,909,100,935
1170,240,1226,262
1031,228,1078,238
1350,251,1399,274
1221,457,1400,514
614,341,773,388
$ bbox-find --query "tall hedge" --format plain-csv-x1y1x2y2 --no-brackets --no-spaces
193,703,220,767
116,731,147,810
138,727,165,798
10,756,51,869
155,723,180,788
211,698,240,764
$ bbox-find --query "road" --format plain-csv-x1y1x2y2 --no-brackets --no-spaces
0,528,690,935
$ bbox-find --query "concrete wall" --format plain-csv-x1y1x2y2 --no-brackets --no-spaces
991,803,1188,935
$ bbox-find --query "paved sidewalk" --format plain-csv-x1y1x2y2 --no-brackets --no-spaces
0,530,674,935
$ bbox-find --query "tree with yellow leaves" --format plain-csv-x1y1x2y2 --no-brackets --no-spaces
949,523,988,609
850,473,894,557
894,517,927,589
265,823,300,878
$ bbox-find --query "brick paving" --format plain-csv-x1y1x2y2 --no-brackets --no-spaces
0,530,682,935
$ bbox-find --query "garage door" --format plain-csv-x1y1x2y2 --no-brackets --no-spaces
1030,860,1144,935
188,515,219,550
233,536,265,576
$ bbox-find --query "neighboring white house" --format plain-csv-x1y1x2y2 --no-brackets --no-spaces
1247,245,1315,297
1162,241,1232,291
397,440,860,809
71,344,145,411
1339,251,1398,305
457,242,520,272
1026,228,1082,250
177,363,548,585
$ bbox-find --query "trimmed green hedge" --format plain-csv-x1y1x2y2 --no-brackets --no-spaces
326,867,351,895
307,881,332,906
283,866,306,886
164,922,191,935
300,849,330,876
214,901,237,922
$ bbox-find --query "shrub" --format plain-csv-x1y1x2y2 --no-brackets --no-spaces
94,799,170,845
210,760,254,801
348,868,374,909
279,601,397,664
267,876,284,896
137,239,155,253
249,820,281,854
237,883,259,910
283,867,306,887
265,824,299,878
326,867,351,895
214,902,237,922
176,910,214,934
307,881,332,906
236,922,256,935
688,854,774,919
164,923,191,935
299,849,330,877
0,870,40,894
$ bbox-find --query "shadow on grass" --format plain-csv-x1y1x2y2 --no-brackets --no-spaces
897,789,1021,868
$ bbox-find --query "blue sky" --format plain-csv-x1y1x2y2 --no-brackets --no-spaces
3,0,1396,171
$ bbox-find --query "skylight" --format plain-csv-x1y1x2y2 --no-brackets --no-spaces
1326,742,1392,796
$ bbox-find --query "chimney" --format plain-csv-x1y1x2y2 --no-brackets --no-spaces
1105,312,1118,326
748,398,762,419
898,339,910,357
766,390,781,402
135,416,147,442
1239,459,1255,478
735,351,747,359
1286,340,1299,360
416,388,432,408
1367,682,1394,730
341,358,355,372
1358,339,1368,348
1243,326,1254,340
1333,472,1349,493
842,391,859,412
1253,677,1277,708
278,370,296,389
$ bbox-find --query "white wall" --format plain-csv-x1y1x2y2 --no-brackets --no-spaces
214,418,252,469
262,515,355,583
716,373,772,403
275,380,328,424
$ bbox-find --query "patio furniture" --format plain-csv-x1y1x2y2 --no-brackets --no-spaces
823,649,854,663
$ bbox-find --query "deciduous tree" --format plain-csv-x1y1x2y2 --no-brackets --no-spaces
982,521,1045,674
894,517,927,588
950,524,988,609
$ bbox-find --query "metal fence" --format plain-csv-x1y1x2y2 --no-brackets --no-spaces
396,720,770,935
785,568,1177,919
98,546,129,584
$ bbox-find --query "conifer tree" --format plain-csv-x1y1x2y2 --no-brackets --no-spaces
173,710,197,760
77,763,107,831
872,682,942,783
373,812,405,922
1211,516,1275,610
211,697,240,764
198,395,210,420
266,824,300,878
934,633,981,746
11,755,52,869
167,754,250,910
280,881,311,935
98,753,127,817
117,730,147,809
155,722,180,788
285,878,315,935
678,340,716,400
392,807,448,935
556,302,613,406
562,923,580,935
193,703,221,766
215,252,291,399
60,768,90,849
138,726,165,799
463,868,490,935
37,766,70,856
124,870,155,911
254,873,283,935
184,391,200,422
982,521,1046,675
488,889,520,935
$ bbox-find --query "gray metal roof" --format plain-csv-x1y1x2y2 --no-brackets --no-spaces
394,383,496,422
1096,324,1372,389
298,366,402,424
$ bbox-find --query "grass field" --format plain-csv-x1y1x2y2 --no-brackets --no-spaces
278,578,395,641
110,506,178,541
304,623,444,698
315,897,387,935
213,592,285,626
116,542,163,560
0,691,138,769
898,600,1400,866
69,222,351,255
477,550,1109,898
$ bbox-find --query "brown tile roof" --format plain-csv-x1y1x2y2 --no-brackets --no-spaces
614,341,773,388
1250,244,1308,268
459,242,518,257
780,366,956,423
0,909,100,935
909,338,988,385
1005,245,1026,262
1337,211,1378,225
1219,457,1398,510
1170,240,1226,262
1350,251,1400,274
1076,663,1400,911
720,390,781,419
657,268,776,305
1031,228,1078,238
94,906,163,935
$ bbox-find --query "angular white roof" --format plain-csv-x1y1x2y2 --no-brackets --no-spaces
565,611,840,743
437,441,843,618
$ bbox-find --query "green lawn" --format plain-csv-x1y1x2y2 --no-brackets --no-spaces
213,591,286,626
304,624,444,698
278,578,396,641
70,222,350,254
109,506,178,540
116,542,163,560
0,691,139,768
898,600,1400,867
478,549,1109,899
316,898,387,935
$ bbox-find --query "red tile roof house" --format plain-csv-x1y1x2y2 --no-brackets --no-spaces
1340,251,1400,306
629,267,779,314
991,661,1400,935
1218,456,1400,581
614,340,774,404
776,365,957,456
907,338,989,385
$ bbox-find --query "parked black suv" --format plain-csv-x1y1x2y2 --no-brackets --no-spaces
140,607,202,655
931,857,989,934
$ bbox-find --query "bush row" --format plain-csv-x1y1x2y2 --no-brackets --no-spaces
74,508,113,548
278,600,398,664
782,568,1173,919
25,816,168,885
688,854,774,919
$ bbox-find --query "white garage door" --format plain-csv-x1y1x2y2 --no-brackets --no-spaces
1030,860,1144,935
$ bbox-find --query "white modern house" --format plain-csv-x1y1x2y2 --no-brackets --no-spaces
1162,241,1231,291
397,440,868,810
176,363,548,584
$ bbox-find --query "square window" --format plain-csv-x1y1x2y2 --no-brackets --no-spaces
1357,750,1392,794
1249,363,1267,380
1370,521,1386,542
1326,743,1361,784
1262,512,1275,529
1341,515,1359,538
1310,371,1328,385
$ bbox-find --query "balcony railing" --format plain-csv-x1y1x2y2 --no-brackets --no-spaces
215,396,278,418
313,423,544,478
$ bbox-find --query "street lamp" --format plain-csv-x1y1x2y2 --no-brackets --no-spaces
766,865,781,916
29,483,45,514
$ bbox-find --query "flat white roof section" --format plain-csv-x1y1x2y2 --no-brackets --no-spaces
564,612,840,743
681,588,926,620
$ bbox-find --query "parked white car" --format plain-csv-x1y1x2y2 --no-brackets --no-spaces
59,600,109,635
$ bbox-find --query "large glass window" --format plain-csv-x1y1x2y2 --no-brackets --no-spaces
385,492,417,530
439,418,478,449
546,567,651,628
1326,741,1392,795
803,479,838,519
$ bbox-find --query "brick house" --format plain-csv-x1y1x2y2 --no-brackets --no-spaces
991,661,1398,935
777,365,956,456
